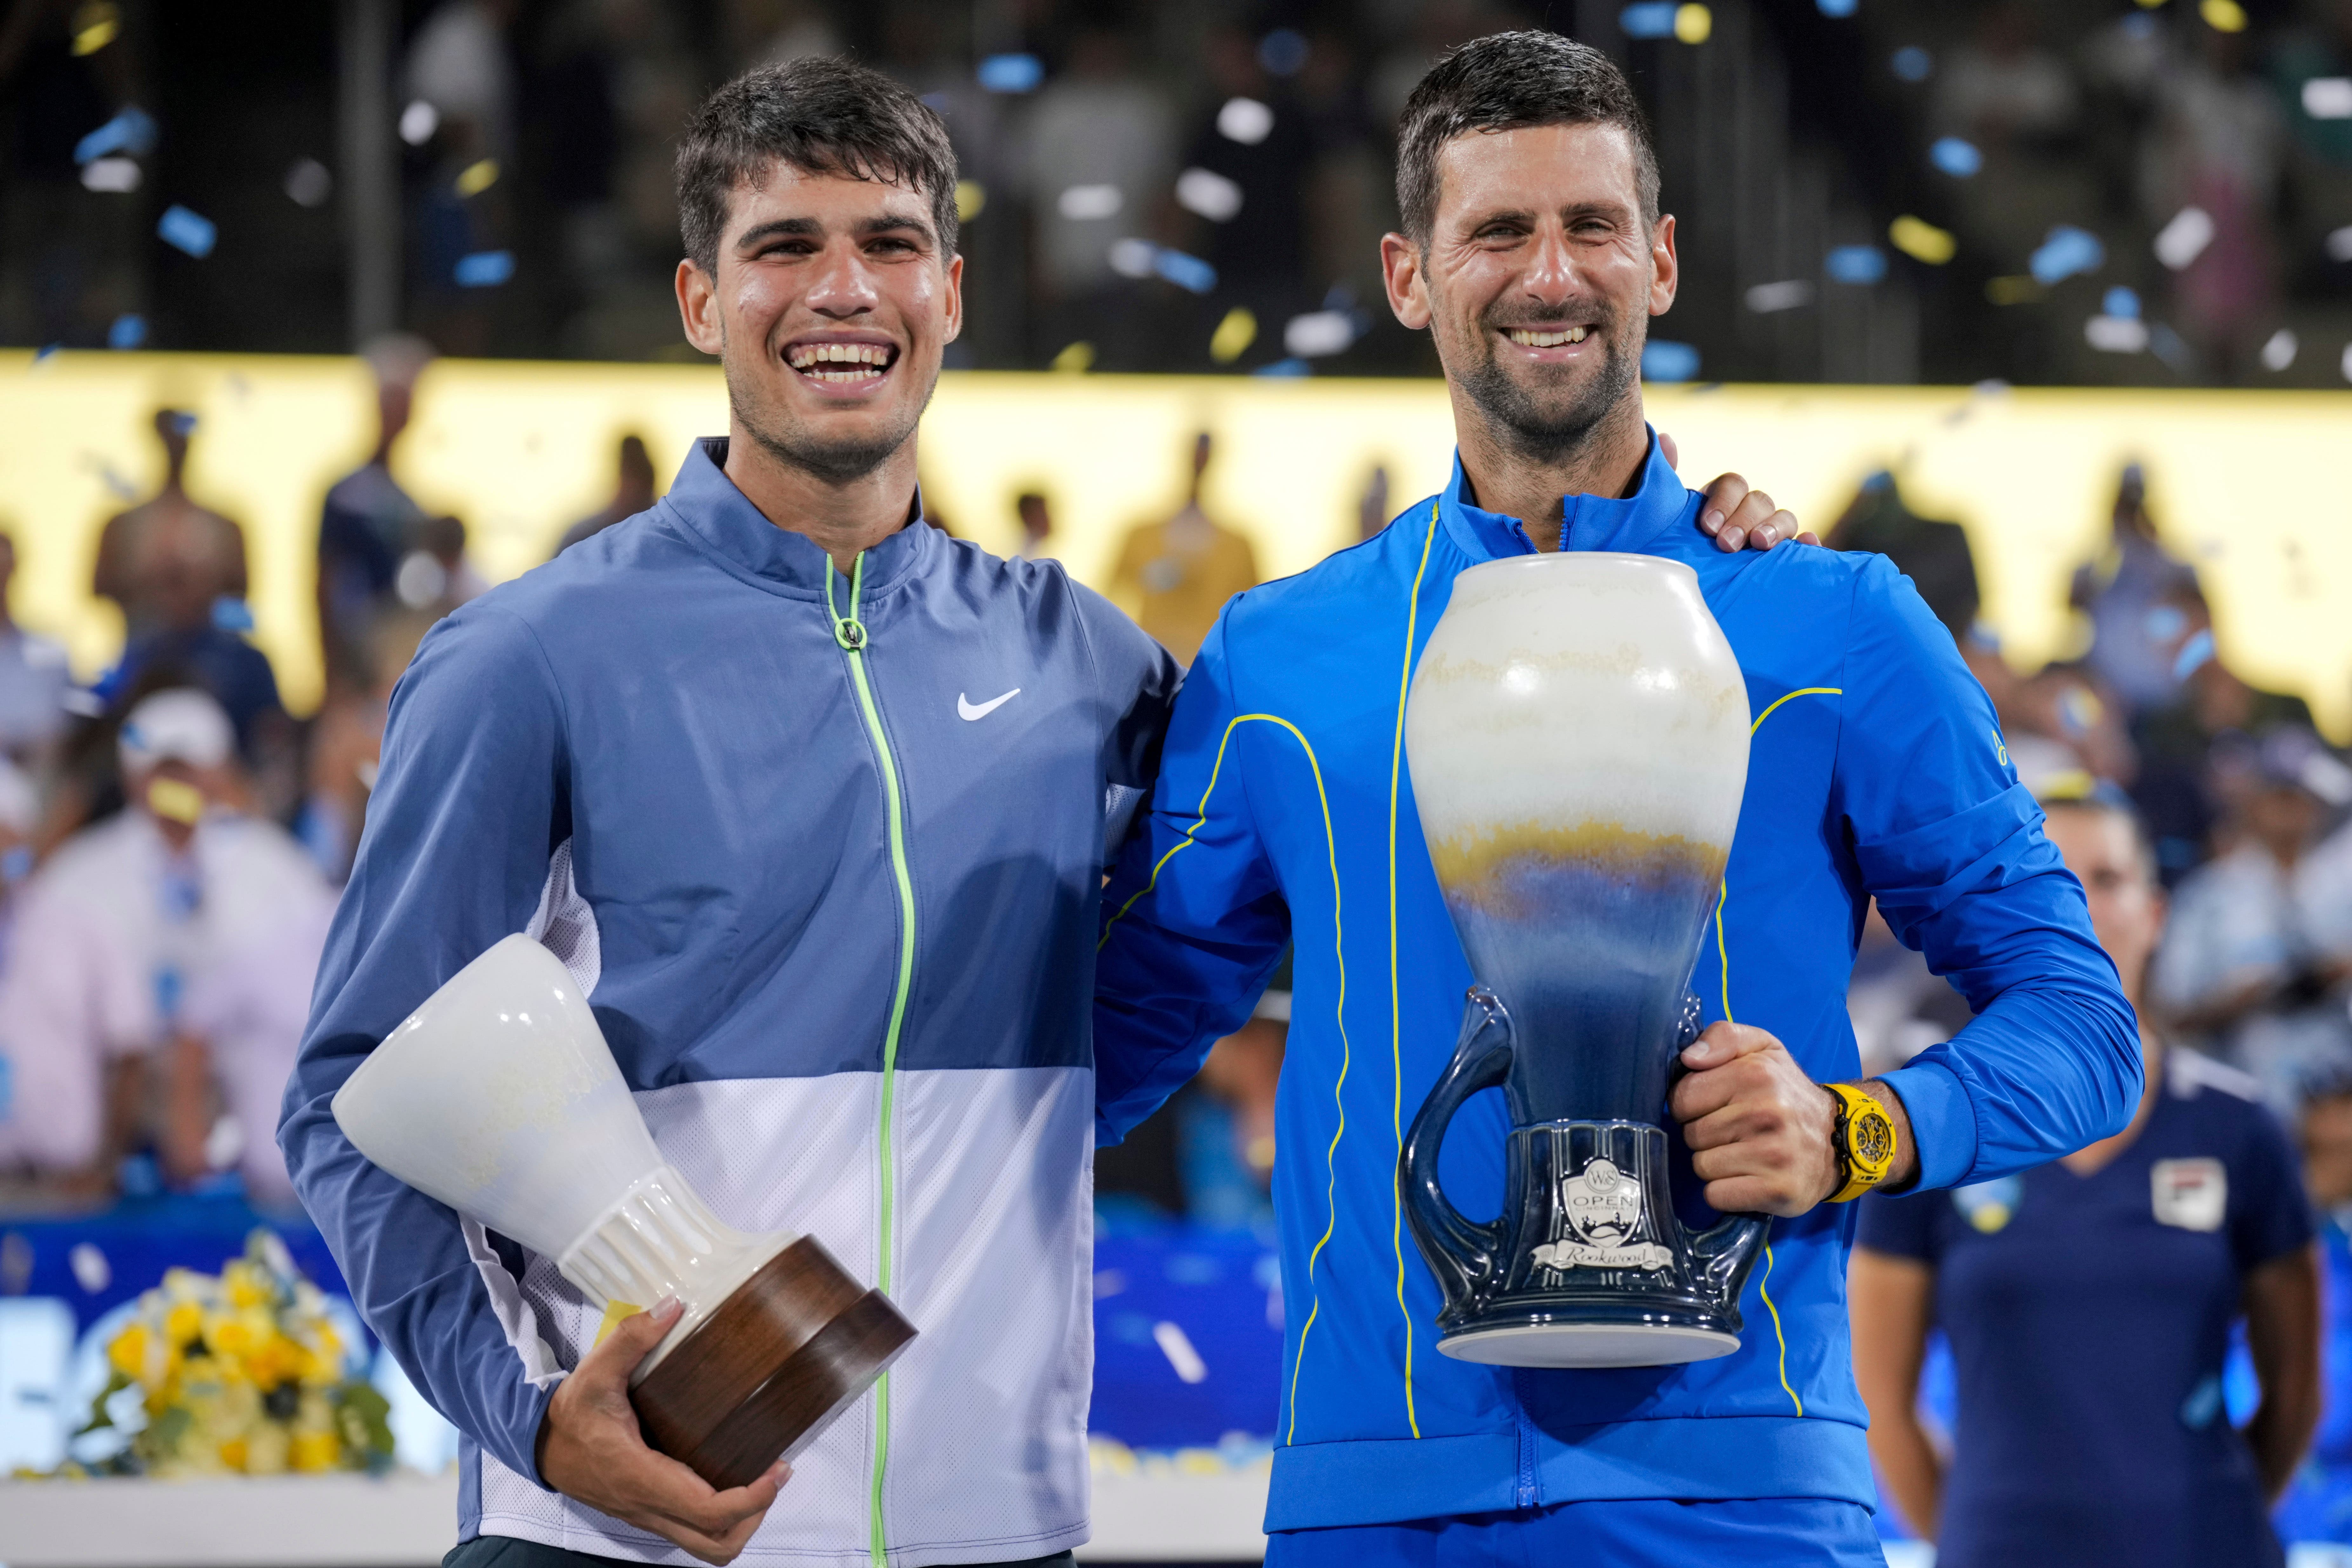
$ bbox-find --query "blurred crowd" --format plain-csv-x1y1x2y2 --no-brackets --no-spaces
0,333,1297,1218
5,0,2349,383
1845,465,2352,1133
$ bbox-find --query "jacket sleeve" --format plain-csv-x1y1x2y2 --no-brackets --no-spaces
1092,612,1291,1145
1833,556,2142,1190
277,603,573,1487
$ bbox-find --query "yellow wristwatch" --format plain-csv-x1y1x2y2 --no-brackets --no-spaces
1824,1082,1899,1203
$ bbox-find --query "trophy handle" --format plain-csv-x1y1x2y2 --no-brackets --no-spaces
1399,986,1515,1321
1686,1211,1771,1314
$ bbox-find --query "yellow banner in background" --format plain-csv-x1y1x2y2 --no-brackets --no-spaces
0,350,2345,739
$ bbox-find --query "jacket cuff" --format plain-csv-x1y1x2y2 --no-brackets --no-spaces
1878,1058,1976,1192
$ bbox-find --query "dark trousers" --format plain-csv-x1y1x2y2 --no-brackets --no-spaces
445,1537,1076,1568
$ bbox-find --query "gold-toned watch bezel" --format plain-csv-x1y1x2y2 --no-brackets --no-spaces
1826,1082,1898,1202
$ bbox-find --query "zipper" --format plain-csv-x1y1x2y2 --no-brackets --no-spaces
1511,1368,1538,1510
826,552,917,1568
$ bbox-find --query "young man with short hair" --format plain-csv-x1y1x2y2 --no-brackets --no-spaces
1091,33,2142,1565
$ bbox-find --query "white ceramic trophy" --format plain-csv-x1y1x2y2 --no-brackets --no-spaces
332,934,913,1485
1399,553,1767,1365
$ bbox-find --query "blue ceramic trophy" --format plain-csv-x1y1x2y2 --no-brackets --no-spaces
1399,553,1767,1367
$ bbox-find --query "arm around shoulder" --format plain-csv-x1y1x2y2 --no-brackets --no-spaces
1093,611,1288,1144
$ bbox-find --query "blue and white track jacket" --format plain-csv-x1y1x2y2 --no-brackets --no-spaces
1092,436,2142,1531
283,439,1177,1567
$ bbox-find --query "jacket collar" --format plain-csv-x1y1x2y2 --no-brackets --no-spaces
1436,426,1691,563
661,436,932,601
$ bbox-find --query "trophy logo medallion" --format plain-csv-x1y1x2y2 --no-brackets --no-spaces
1398,552,1770,1369
1533,1157,1674,1274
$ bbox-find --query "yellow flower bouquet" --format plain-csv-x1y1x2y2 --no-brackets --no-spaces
75,1230,395,1476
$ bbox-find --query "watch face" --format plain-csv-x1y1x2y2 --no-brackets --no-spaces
1853,1109,1894,1169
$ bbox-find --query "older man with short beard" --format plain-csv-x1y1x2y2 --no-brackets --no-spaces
1091,33,2141,1568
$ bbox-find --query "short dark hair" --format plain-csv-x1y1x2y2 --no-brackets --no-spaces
1395,31,1660,243
676,56,959,276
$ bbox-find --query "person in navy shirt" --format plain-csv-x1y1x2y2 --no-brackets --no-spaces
1854,785,2322,1567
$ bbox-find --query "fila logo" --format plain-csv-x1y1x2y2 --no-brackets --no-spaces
958,688,1020,721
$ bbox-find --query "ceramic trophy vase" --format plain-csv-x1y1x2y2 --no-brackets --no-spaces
331,934,914,1487
1399,553,1766,1367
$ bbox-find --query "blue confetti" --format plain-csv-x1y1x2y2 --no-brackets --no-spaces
156,204,216,258
1817,0,1857,15
1620,2,1679,38
34,343,61,362
107,313,147,350
2174,627,2216,681
2029,225,2104,285
1152,247,1217,294
1253,357,1311,377
1641,340,1702,382
1257,28,1309,77
2179,1372,2225,1430
210,596,255,633
454,250,515,287
73,106,157,165
1890,46,1932,82
976,53,1043,93
1930,137,1981,177
2103,286,2140,319
1825,244,1888,284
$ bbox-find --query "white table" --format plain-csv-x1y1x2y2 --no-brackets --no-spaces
0,1465,1271,1565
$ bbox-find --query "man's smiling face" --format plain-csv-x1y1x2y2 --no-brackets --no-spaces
679,160,962,485
1395,121,1675,464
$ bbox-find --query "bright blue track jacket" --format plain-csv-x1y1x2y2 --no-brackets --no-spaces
1092,435,2142,1530
284,440,1175,1567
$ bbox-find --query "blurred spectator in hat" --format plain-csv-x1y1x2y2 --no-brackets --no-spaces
555,433,657,555
0,689,330,1197
93,410,250,646
1856,783,2321,1563
2154,723,2352,1115
0,524,70,769
319,335,434,690
1011,491,1055,562
1109,431,1259,666
1827,470,1981,644
2072,463,2203,720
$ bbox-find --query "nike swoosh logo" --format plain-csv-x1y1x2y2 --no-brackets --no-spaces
958,688,1021,721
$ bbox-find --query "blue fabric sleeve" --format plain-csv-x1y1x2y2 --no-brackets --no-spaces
2232,1097,2318,1273
1854,1187,1943,1264
1067,574,1181,791
277,603,572,1488
1092,612,1291,1145
1834,556,2142,1190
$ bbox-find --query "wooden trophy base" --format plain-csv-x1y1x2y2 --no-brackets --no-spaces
630,1235,916,1491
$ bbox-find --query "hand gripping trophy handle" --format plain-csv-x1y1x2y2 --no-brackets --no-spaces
332,935,915,1489
1399,987,1769,1365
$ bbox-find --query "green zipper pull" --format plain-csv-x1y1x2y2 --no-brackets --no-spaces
827,551,871,650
